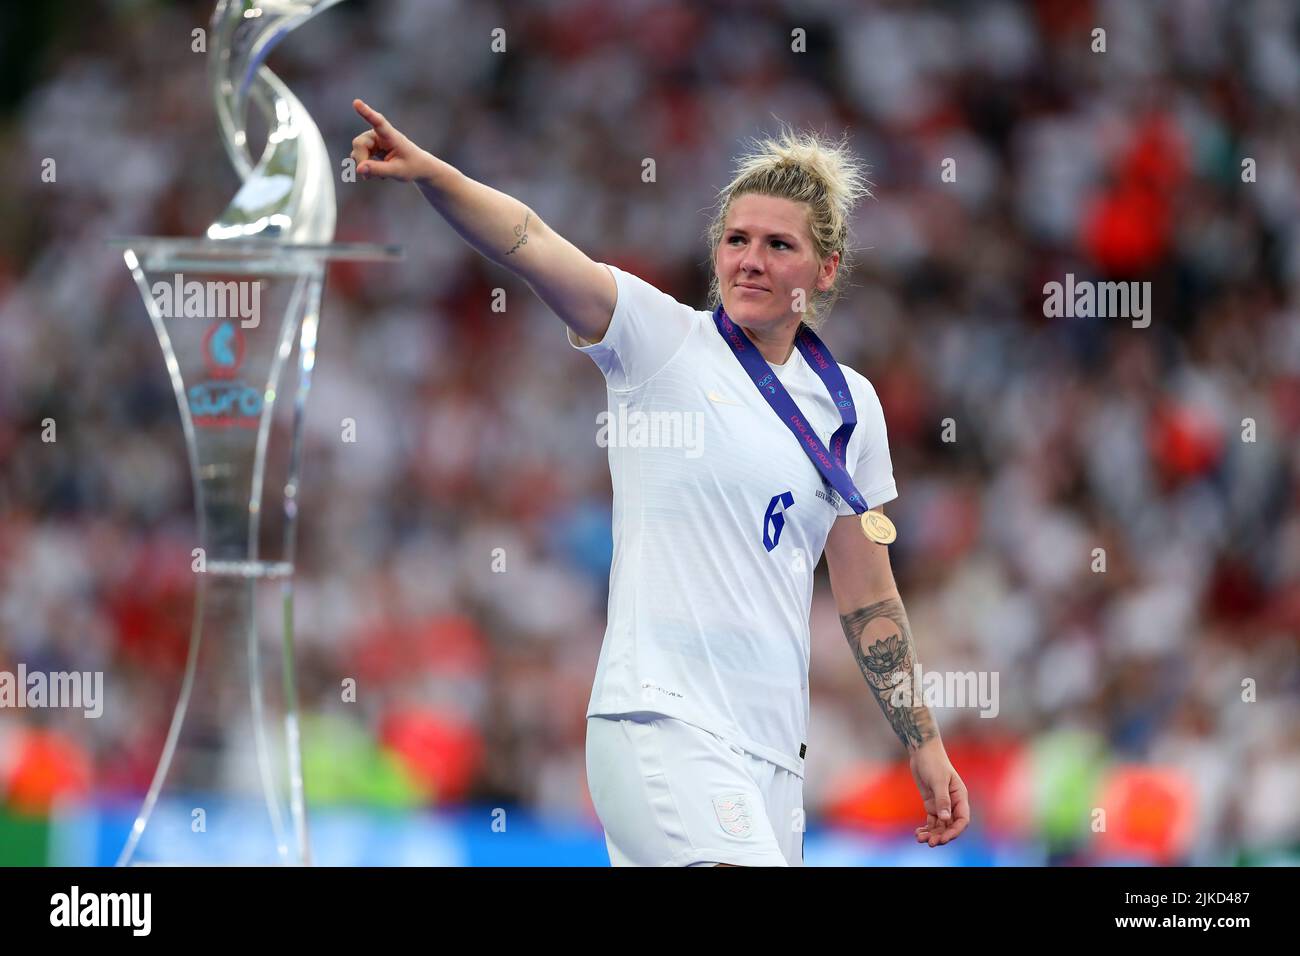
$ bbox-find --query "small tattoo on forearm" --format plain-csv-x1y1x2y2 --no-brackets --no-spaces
505,211,530,255
840,597,938,751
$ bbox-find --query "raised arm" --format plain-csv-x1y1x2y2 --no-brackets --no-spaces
349,99,616,343
823,505,970,846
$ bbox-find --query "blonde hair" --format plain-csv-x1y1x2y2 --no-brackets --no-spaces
705,124,871,330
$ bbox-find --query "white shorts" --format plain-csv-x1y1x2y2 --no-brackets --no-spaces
585,712,805,867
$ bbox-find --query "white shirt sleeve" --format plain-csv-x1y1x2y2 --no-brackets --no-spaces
565,263,697,391
837,368,899,515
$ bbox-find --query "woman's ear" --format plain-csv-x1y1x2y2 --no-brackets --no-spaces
816,250,841,291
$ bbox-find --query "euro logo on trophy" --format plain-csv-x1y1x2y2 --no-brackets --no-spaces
110,0,398,865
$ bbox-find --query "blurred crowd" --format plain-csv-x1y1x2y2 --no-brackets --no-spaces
1,0,1299,865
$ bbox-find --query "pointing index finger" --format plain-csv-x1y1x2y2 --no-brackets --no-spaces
353,98,390,132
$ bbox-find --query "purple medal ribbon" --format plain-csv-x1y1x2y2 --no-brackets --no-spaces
712,305,870,514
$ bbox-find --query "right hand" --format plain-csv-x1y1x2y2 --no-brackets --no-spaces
350,98,432,184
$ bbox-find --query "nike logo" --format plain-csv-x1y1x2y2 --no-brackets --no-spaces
707,390,743,406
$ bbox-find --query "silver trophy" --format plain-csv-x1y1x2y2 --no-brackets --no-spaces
111,0,397,865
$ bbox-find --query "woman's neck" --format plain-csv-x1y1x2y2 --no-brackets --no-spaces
740,317,801,366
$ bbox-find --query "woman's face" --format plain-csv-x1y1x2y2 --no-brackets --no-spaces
716,193,838,332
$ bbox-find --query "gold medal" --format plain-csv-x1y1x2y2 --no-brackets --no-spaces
860,510,896,545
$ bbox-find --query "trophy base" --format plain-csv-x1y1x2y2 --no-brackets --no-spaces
118,795,310,866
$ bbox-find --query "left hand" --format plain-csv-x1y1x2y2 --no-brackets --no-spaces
909,738,970,847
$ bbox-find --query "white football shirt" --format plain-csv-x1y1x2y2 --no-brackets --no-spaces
568,263,898,776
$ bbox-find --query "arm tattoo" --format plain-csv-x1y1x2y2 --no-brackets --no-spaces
840,596,938,752
505,211,530,255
